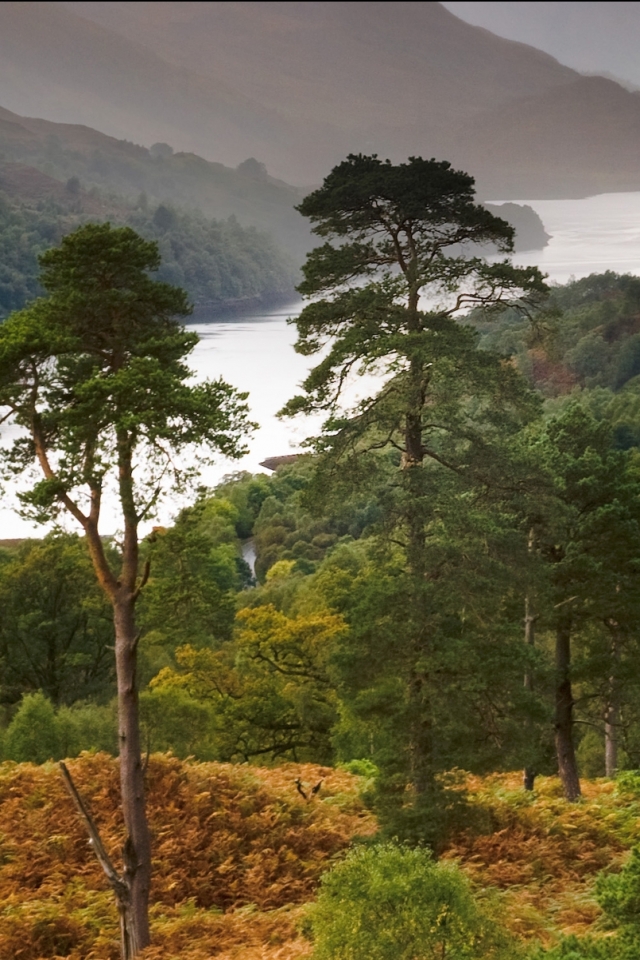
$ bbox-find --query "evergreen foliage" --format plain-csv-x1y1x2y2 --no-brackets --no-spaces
0,535,115,706
477,271,640,398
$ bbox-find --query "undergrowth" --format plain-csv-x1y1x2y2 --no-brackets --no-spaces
443,772,640,946
0,754,375,959
0,760,637,958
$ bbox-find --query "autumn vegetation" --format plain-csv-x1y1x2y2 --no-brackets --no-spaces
0,754,375,959
2,757,640,958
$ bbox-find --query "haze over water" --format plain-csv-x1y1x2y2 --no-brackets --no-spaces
3,191,640,539
505,192,640,284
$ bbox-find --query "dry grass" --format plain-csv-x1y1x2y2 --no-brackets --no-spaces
1,760,637,958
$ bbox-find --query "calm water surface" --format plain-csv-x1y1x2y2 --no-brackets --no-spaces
4,192,640,537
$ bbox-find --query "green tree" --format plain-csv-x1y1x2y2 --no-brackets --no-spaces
309,500,542,842
0,535,115,706
0,223,253,954
152,604,343,762
282,154,546,835
307,843,516,960
530,406,640,799
3,691,60,763
138,495,251,681
2,694,117,762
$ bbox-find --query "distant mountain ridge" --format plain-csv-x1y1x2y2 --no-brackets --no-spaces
0,1,638,197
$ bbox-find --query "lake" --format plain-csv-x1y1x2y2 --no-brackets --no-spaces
3,191,640,538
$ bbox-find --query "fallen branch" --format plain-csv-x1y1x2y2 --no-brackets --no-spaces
59,761,139,959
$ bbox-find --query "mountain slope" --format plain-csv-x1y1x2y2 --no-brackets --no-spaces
0,161,298,318
3,1,640,196
0,106,550,265
0,1,298,173
455,75,640,198
0,104,310,260
62,0,576,128
443,1,640,90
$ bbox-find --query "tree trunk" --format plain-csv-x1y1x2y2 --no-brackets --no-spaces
555,617,581,801
60,762,139,960
523,591,537,791
605,633,621,778
408,667,434,795
605,697,619,779
402,303,436,805
114,594,151,952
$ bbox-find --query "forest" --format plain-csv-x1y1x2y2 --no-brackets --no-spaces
0,171,297,319
1,155,640,959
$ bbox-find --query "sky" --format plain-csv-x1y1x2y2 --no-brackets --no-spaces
443,2,640,88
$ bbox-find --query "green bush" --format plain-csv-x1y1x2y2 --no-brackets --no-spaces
2,693,117,762
306,843,516,960
56,702,117,757
535,937,611,959
139,687,218,759
538,846,640,959
3,692,60,763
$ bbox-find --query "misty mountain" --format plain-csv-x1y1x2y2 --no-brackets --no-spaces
0,1,634,198
0,103,310,261
443,2,640,91
0,104,550,263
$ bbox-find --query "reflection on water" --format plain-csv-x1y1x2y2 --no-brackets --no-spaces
3,192,640,537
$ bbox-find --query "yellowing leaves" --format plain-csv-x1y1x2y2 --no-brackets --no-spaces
151,605,347,763
442,771,635,944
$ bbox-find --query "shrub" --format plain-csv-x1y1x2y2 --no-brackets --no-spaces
3,692,60,762
306,842,516,959
2,694,117,762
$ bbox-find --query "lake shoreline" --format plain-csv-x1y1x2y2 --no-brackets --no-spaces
189,290,300,323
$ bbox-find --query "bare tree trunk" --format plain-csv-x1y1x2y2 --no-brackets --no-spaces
523,591,537,791
114,594,151,952
555,617,581,801
605,633,621,778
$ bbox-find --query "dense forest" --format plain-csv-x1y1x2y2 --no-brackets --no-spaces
1,156,640,959
0,170,297,318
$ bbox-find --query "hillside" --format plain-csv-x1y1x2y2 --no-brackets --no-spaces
0,756,635,958
477,271,640,404
444,772,638,945
0,755,375,960
0,2,638,196
0,113,550,281
0,104,310,262
0,163,298,318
